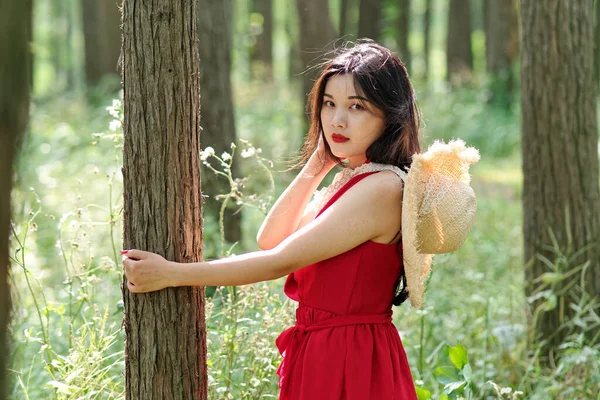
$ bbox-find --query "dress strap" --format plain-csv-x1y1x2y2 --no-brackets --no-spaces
315,171,379,218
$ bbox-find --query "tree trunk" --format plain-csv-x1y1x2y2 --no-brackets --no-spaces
0,0,32,398
595,0,600,84
340,0,348,37
82,0,122,86
447,0,473,85
397,0,411,73
121,0,207,398
423,0,431,81
296,0,337,106
521,0,600,357
484,0,518,108
251,0,273,79
198,0,242,246
357,0,381,41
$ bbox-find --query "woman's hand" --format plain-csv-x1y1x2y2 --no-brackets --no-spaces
122,249,178,293
307,134,337,174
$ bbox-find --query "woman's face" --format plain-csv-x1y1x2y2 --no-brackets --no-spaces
320,74,386,168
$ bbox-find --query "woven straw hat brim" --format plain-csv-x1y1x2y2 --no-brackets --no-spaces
401,139,480,308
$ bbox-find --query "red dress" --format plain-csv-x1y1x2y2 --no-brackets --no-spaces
276,171,417,400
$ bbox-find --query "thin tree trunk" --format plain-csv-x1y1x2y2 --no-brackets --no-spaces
447,0,473,85
287,1,304,80
82,0,122,86
198,0,242,246
340,0,348,37
51,0,64,90
358,0,381,40
251,0,273,79
398,0,411,73
595,0,600,84
484,0,518,108
296,0,337,100
0,0,32,398
521,0,600,357
121,0,207,398
423,0,431,81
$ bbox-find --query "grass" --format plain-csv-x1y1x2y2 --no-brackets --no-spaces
7,79,600,399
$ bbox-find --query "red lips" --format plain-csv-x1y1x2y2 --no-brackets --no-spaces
332,133,349,143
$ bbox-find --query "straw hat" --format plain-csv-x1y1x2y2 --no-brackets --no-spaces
401,139,480,308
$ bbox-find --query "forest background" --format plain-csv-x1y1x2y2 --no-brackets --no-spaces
3,0,600,399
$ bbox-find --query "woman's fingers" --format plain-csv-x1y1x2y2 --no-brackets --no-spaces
121,248,148,260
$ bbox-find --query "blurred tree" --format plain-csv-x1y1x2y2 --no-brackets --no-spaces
121,0,207,398
483,0,518,108
595,0,600,84
296,0,337,108
423,0,432,81
198,0,242,246
447,0,473,85
82,0,121,86
340,0,349,37
251,0,273,79
397,0,411,73
0,0,31,398
521,0,600,358
287,0,304,79
358,0,382,40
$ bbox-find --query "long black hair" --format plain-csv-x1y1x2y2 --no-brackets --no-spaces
299,40,421,306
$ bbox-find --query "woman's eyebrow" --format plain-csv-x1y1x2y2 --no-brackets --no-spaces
323,93,370,102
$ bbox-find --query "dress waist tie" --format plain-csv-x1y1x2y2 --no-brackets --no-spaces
275,312,392,395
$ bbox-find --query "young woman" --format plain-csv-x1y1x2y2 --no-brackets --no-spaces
122,41,420,399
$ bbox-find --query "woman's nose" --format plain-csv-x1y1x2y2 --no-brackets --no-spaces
331,111,346,128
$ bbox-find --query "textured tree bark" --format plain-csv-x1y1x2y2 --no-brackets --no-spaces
397,0,411,73
0,0,32,397
423,0,431,81
296,0,337,104
484,0,518,107
358,0,381,41
198,0,241,246
121,0,207,398
447,0,473,85
251,0,273,79
521,0,600,356
82,0,122,86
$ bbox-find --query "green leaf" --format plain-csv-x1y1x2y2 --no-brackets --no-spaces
435,365,460,385
544,294,557,311
461,363,473,382
415,387,432,400
438,395,449,400
444,380,467,394
540,272,564,284
449,344,469,370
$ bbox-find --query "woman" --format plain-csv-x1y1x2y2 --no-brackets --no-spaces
122,41,419,399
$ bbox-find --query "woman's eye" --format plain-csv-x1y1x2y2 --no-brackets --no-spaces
351,103,364,110
324,100,335,107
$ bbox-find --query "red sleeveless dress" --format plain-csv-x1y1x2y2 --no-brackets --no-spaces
276,171,417,400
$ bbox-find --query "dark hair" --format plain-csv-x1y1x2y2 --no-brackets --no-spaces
300,40,421,306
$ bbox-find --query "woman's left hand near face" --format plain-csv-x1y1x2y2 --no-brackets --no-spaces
121,249,177,293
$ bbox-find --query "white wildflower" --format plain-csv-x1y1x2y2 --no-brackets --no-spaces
200,146,215,161
221,152,231,161
109,119,121,132
106,99,122,119
241,147,256,158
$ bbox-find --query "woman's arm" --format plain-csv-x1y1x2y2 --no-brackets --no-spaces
256,139,335,250
122,172,403,293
